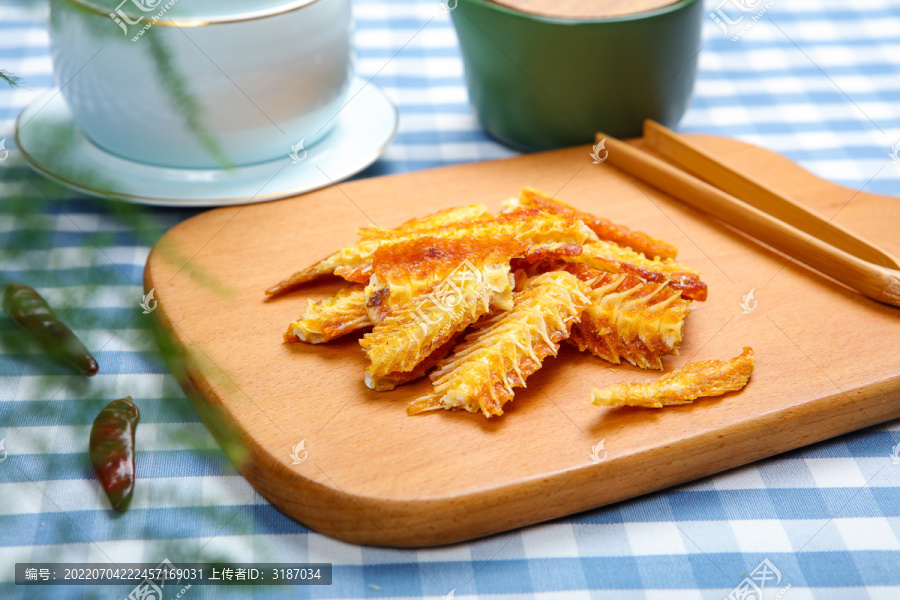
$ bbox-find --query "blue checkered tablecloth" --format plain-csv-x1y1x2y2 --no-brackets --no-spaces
1,0,899,598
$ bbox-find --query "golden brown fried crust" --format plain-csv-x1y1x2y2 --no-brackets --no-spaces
485,208,593,244
365,286,392,325
521,262,691,370
356,204,491,240
266,208,595,297
519,243,584,265
570,273,690,370
267,206,492,297
569,242,708,302
360,261,514,383
365,236,527,324
592,347,755,408
284,285,371,344
514,239,706,302
372,236,527,285
365,333,462,391
265,259,335,297
385,209,597,252
408,271,592,418
265,237,383,297
554,261,608,284
512,187,679,260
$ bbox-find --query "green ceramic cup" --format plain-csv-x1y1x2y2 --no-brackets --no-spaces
450,0,703,151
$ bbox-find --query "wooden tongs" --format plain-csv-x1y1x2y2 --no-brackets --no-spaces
596,120,900,308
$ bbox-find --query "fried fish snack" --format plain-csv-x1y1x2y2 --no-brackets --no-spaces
569,241,708,302
361,260,515,390
591,347,755,408
284,285,371,344
505,187,679,260
409,271,592,417
267,209,597,296
365,235,527,324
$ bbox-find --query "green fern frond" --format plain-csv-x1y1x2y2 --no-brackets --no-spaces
0,70,21,87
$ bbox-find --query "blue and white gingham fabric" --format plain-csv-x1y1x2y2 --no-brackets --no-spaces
2,0,900,598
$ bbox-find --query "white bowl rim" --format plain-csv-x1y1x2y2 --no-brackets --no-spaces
59,0,325,26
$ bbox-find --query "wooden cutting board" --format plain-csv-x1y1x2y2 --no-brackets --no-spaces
145,135,900,547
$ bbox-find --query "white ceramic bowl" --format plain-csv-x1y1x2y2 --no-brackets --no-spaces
49,0,353,168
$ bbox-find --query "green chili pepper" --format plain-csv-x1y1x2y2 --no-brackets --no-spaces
2,282,98,375
89,397,140,512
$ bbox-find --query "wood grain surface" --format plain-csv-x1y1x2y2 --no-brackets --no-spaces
145,135,900,547
488,0,680,19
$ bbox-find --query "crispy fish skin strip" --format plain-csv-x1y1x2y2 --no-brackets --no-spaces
267,205,491,297
365,235,527,324
569,270,691,370
592,347,755,408
408,271,592,418
266,239,382,296
568,241,708,302
266,209,595,297
505,187,679,260
472,209,598,246
514,262,691,370
360,262,514,388
520,243,584,266
284,285,371,344
356,204,491,240
366,333,462,391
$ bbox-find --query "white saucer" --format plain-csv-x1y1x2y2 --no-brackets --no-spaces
15,77,399,207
